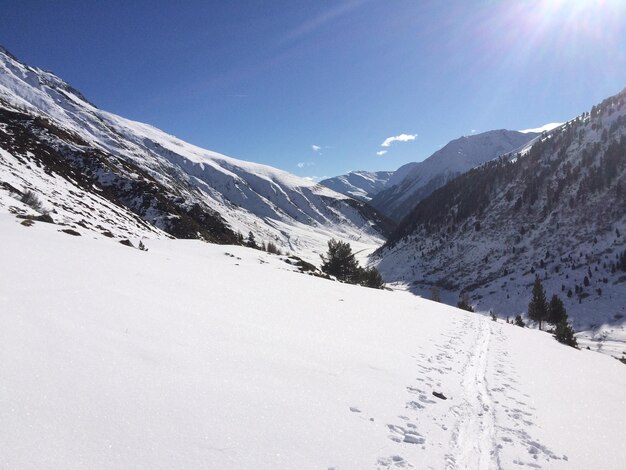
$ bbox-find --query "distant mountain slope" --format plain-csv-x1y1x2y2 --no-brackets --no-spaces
375,88,626,348
0,46,390,259
320,170,393,201
371,130,539,221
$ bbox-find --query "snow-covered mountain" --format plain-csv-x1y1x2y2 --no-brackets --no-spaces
375,88,626,354
0,46,390,261
2,213,625,469
320,170,394,201
371,130,540,221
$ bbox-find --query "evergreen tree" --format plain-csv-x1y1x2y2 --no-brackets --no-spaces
358,266,385,289
547,294,567,325
246,231,258,249
514,315,525,327
618,250,626,271
236,231,245,245
266,241,281,255
430,286,441,302
554,317,578,348
528,275,548,329
457,292,474,312
320,239,360,282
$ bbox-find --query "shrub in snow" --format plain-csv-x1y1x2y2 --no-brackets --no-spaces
266,241,282,256
457,292,474,312
20,189,44,212
554,318,578,348
430,286,441,303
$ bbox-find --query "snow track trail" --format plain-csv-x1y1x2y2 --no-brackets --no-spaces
447,318,498,470
375,313,569,470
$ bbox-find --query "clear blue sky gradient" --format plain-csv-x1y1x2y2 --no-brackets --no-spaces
1,0,625,179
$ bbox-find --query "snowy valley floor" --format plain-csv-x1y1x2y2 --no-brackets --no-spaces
1,214,625,470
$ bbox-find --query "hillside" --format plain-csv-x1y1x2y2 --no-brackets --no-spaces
2,213,625,469
320,170,394,202
371,130,539,222
376,88,626,354
0,46,390,261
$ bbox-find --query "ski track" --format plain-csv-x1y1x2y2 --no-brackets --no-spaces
447,318,498,470
377,314,564,469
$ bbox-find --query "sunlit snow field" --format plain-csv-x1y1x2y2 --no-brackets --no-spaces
1,214,625,469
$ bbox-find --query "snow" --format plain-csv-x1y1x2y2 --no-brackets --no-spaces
320,170,394,201
376,104,626,358
1,213,625,469
519,123,564,134
0,48,384,263
371,130,538,221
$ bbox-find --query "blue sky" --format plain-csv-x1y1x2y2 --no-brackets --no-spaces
1,0,625,180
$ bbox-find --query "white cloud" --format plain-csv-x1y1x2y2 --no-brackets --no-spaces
297,161,315,168
312,144,322,152
376,150,388,156
381,133,418,147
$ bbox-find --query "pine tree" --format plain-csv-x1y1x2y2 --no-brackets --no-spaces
358,266,384,289
246,231,258,249
320,239,360,283
547,294,566,325
514,315,525,327
554,317,578,348
528,275,548,330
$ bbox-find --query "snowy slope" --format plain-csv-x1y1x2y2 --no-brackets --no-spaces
1,213,625,470
375,89,626,355
371,130,539,221
320,170,394,201
520,122,563,134
0,46,388,261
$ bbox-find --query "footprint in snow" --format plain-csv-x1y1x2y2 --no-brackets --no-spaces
377,455,412,468
387,424,426,445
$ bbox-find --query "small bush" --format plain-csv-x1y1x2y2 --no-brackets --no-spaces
457,292,474,312
514,315,525,327
266,241,282,255
21,190,44,212
430,286,441,302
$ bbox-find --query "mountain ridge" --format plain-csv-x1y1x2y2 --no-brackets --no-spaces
0,46,390,261
375,88,626,353
370,129,540,222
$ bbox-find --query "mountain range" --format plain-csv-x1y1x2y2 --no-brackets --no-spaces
323,130,541,222
375,91,626,351
0,46,390,262
1,45,624,352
